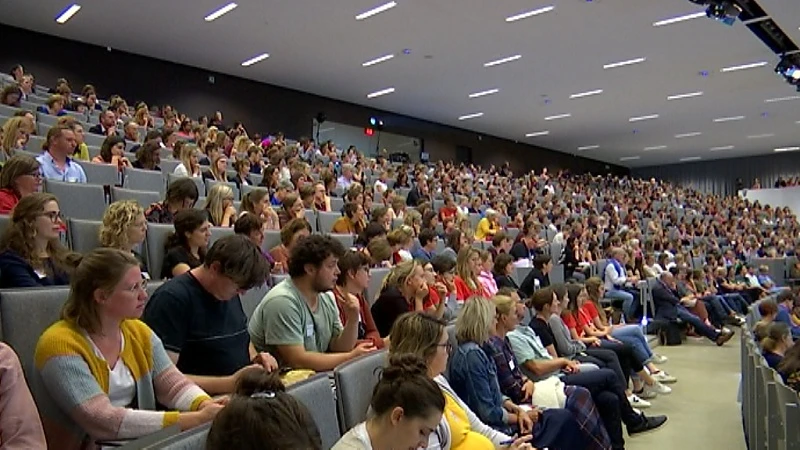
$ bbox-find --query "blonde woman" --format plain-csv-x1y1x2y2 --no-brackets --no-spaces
403,209,422,237
230,135,252,158
174,144,201,177
240,188,279,231
370,260,429,337
99,200,150,278
203,184,237,227
455,246,486,302
203,154,229,182
1,116,34,160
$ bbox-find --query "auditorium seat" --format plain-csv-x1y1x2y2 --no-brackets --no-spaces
168,173,204,197
83,133,106,148
141,423,210,450
83,161,120,187
240,184,261,198
204,180,239,201
329,197,344,212
240,284,269,320
330,234,355,250
159,159,181,174
68,218,101,254
333,350,387,434
45,180,107,221
145,223,173,280
304,209,318,233
209,226,234,246
288,372,342,450
367,268,390,306
318,212,341,233
111,187,161,207
124,167,166,195
263,230,281,252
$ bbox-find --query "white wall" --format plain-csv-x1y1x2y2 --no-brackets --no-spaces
315,121,421,160
741,186,800,214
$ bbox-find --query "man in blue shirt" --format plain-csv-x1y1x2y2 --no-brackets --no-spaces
37,125,87,183
775,290,800,338
412,228,437,263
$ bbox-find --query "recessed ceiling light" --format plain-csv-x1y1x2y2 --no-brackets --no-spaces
652,11,707,27
667,91,703,100
747,133,775,139
577,145,599,151
569,89,603,99
629,114,659,122
458,112,484,120
644,145,667,151
56,3,81,23
603,57,646,70
355,1,397,20
620,156,641,161
764,95,800,103
366,87,396,98
675,132,702,138
505,6,555,22
525,131,550,137
204,2,238,21
713,115,745,122
468,88,499,98
544,113,571,121
484,55,522,67
362,54,395,67
241,53,269,67
679,156,702,162
775,146,800,152
720,61,769,73
710,145,735,151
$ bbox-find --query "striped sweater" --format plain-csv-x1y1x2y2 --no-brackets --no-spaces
34,319,211,450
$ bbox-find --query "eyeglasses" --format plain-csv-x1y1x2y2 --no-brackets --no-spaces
26,171,42,179
436,342,453,353
125,279,148,293
39,211,63,222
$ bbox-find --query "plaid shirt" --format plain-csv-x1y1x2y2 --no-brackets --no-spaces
482,335,526,404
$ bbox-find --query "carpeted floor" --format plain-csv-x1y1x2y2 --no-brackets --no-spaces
626,336,746,450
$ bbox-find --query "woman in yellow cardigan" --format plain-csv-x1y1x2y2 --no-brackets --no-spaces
474,209,499,241
35,248,222,450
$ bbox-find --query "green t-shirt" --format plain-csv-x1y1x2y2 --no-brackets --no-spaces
248,278,343,367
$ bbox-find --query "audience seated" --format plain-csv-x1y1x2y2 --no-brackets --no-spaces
1,116,34,161
411,228,437,263
201,154,227,181
206,367,322,450
248,234,374,371
37,125,87,183
99,200,149,278
92,135,131,171
332,202,365,235
0,342,47,449
371,260,430,337
454,247,486,301
203,184,237,227
0,193,73,288
88,110,118,136
0,155,41,213
269,218,312,272
143,235,275,395
777,339,800,392
492,253,520,293
37,94,67,117
278,193,305,229
240,188,280,231
761,322,791,370
332,353,449,450
774,290,800,338
132,140,161,171
36,248,222,449
603,248,641,321
333,250,384,349
519,254,552,297
160,209,210,279
143,178,198,224
476,250,498,297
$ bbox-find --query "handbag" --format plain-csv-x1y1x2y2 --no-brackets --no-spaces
530,376,568,409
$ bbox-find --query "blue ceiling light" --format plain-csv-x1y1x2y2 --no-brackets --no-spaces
700,70,709,77
403,48,411,55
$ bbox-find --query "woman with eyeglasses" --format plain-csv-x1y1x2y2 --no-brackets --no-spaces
0,193,74,288
100,200,150,279
388,312,536,450
35,248,222,449
0,155,42,214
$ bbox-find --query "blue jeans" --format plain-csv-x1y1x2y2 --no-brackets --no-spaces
720,293,748,315
606,289,636,320
700,295,729,327
676,306,719,341
610,324,653,365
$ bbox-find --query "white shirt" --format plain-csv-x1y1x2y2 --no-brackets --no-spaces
331,423,372,449
374,179,387,194
173,163,189,177
86,331,136,408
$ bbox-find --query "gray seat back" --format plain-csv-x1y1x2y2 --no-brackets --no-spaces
167,173,204,197
333,350,387,433
240,284,269,320
367,268,390,306
112,187,161,207
289,372,342,450
318,212,341,233
83,161,120,187
68,218,102,254
124,167,166,195
143,423,210,450
45,179,107,220
145,223,174,280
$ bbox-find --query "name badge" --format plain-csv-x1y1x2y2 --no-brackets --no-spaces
306,324,314,337
509,359,516,370
34,270,47,279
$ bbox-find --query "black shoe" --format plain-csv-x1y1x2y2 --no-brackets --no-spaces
628,414,668,435
716,328,735,346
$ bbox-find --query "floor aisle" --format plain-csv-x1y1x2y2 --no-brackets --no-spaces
626,336,746,450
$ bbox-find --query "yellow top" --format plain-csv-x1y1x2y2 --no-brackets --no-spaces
474,217,497,241
443,391,494,450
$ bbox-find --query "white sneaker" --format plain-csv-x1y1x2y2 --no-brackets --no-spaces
651,354,668,364
652,371,677,384
645,381,672,396
627,394,651,409
632,407,642,415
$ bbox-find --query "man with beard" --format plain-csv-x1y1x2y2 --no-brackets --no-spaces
249,234,376,371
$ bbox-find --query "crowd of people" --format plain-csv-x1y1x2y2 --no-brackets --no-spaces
0,65,799,449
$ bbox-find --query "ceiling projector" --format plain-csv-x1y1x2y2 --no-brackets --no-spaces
688,0,742,25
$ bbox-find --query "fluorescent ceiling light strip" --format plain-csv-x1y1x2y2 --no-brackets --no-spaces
525,131,549,137
56,4,81,23
318,127,336,133
603,57,646,69
356,1,397,20
204,2,238,21
458,112,484,120
484,55,522,67
775,146,800,152
680,156,702,162
710,145,734,151
544,113,571,121
764,95,800,103
569,89,603,99
620,156,640,161
713,115,745,122
747,133,775,139
675,132,702,138
577,145,599,151
505,6,555,22
644,145,667,151
362,54,395,67
241,53,269,67
629,114,659,122
667,91,703,100
653,11,707,27
720,61,769,72
366,87,395,98
468,88,499,98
